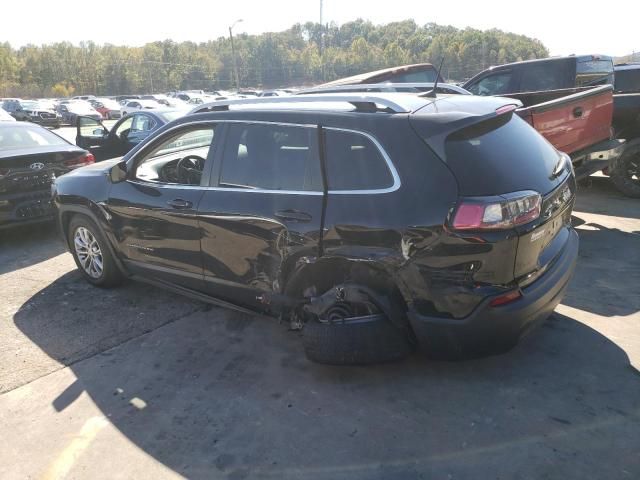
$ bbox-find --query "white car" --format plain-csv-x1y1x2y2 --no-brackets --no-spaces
0,108,16,121
120,99,161,116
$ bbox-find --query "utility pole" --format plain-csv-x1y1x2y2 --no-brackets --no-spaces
319,0,324,81
229,19,243,91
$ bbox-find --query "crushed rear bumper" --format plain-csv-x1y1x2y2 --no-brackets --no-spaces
408,228,579,358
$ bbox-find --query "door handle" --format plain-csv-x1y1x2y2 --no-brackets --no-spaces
274,209,312,222
167,198,193,209
573,106,583,118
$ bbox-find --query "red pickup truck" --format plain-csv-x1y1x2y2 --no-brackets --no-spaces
463,55,625,181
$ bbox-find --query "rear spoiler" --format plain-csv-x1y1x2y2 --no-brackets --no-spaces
410,99,522,160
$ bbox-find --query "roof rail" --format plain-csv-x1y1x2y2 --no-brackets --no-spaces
189,93,420,115
295,82,469,95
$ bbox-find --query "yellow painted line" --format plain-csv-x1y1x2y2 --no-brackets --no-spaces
41,416,109,480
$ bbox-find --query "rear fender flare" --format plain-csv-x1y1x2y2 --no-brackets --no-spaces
283,255,412,328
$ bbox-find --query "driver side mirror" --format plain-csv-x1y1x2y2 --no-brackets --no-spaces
109,160,128,184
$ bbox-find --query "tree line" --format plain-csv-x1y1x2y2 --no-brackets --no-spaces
0,19,549,97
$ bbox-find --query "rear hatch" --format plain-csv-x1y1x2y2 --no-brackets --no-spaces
0,146,86,195
411,96,575,282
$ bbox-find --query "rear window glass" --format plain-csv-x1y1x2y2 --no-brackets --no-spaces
615,69,640,93
388,70,438,83
0,125,69,151
324,129,394,191
576,59,614,87
444,115,560,196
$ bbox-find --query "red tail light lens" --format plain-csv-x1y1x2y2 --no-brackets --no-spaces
451,190,541,231
490,289,522,307
64,153,95,169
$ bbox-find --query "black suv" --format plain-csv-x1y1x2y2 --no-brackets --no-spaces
53,93,579,364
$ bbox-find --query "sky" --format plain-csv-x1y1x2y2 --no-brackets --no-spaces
3,0,637,57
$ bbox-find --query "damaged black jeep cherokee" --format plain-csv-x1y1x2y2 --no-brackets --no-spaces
53,93,578,364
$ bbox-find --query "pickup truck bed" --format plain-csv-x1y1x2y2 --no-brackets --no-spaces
508,85,624,179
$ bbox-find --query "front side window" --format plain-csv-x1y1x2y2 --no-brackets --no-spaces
219,123,320,191
114,117,134,138
467,72,513,96
324,129,394,191
135,126,215,186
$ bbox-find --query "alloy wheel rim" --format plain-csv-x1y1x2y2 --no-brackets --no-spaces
74,227,104,278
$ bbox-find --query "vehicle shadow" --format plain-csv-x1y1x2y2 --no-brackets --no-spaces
0,221,66,275
575,176,640,220
13,275,640,479
564,219,640,317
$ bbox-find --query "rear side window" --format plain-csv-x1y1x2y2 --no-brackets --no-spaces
520,62,569,92
467,72,513,96
219,123,321,191
615,69,640,93
387,70,438,83
576,59,614,87
324,129,394,191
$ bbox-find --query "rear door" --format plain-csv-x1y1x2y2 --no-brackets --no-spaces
106,122,217,291
197,121,324,309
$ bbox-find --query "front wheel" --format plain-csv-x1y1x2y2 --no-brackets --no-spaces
610,147,640,198
68,215,123,287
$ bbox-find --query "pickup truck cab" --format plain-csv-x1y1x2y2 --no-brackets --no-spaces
463,55,624,180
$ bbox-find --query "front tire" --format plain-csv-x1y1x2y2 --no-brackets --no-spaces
68,215,123,287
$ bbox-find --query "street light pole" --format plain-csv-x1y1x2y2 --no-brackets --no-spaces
229,19,243,91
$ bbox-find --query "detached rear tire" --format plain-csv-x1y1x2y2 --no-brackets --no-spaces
303,314,413,365
610,147,640,198
68,215,123,288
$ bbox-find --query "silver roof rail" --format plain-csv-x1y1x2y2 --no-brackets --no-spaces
189,93,425,115
295,82,470,95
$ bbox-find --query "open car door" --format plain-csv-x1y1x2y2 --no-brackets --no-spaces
76,116,119,161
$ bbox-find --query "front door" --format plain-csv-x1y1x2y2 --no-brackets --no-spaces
197,122,324,309
106,122,217,291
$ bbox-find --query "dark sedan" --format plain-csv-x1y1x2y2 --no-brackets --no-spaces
8,101,62,128
0,122,94,228
75,109,188,161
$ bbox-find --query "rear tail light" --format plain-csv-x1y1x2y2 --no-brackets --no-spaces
451,190,541,231
64,153,95,169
